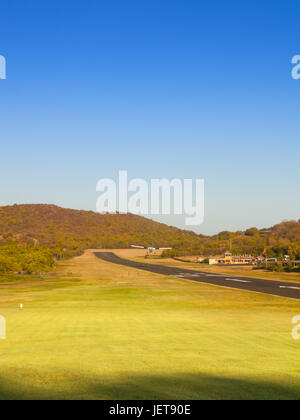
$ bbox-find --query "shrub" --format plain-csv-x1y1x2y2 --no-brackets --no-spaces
0,243,55,275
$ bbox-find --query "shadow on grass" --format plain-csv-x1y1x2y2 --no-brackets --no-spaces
0,371,299,400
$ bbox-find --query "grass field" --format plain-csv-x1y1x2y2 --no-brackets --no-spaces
0,250,300,400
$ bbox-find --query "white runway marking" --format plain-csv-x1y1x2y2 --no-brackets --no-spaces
177,273,201,277
279,286,300,290
225,278,251,283
205,274,225,277
174,273,205,279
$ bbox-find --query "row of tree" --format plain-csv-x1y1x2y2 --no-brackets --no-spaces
162,221,300,260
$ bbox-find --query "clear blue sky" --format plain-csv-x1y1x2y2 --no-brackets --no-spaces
0,0,299,234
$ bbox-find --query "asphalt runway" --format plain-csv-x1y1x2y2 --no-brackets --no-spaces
94,252,300,301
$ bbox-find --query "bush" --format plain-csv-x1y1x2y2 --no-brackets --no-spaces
266,264,283,272
0,243,55,275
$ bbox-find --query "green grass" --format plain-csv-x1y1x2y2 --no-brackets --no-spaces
0,250,300,400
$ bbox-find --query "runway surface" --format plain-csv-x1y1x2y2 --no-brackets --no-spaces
95,252,300,301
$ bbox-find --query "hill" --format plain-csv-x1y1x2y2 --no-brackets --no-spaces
0,204,300,266
0,204,204,258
